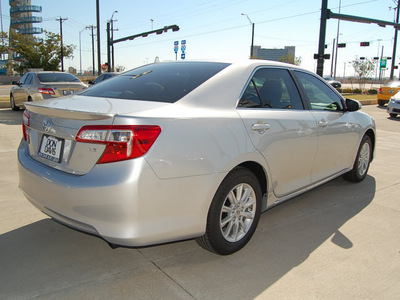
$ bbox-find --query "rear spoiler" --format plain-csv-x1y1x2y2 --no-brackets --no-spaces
24,102,114,120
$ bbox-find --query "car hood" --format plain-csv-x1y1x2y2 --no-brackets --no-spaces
24,95,171,119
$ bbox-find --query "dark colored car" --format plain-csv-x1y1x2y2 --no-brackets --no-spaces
323,76,342,88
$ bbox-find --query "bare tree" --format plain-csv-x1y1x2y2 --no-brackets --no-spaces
352,58,375,92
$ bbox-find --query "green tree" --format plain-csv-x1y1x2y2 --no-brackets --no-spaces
279,54,302,66
352,58,375,92
10,31,75,73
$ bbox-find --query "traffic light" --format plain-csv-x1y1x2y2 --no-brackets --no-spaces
338,43,346,48
394,66,399,69
360,57,366,60
360,42,370,47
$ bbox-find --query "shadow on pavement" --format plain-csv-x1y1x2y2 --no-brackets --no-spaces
0,108,23,126
0,176,376,299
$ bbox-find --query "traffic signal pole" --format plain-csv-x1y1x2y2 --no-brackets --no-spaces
316,0,400,77
390,1,399,80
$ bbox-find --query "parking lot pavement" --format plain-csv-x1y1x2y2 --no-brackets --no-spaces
0,106,399,299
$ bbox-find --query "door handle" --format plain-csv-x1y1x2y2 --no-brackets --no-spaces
318,120,328,128
252,123,270,133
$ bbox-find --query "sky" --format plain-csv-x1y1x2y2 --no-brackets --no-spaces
2,0,399,77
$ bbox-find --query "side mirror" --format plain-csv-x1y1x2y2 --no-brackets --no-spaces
346,98,362,112
88,80,94,85
12,81,18,85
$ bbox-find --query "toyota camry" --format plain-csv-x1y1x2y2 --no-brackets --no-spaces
18,60,375,255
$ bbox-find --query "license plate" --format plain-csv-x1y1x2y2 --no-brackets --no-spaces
38,135,64,163
389,89,395,93
62,90,74,95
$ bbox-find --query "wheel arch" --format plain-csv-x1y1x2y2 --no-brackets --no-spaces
364,128,375,161
237,161,268,210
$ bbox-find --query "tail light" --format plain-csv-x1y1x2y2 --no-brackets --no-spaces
76,125,161,164
38,87,55,95
22,109,30,141
378,88,382,94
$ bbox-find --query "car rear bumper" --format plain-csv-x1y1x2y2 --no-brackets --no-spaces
18,140,221,247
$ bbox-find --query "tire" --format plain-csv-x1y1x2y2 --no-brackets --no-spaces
343,135,372,183
10,94,19,111
196,167,262,255
389,113,398,118
378,100,385,107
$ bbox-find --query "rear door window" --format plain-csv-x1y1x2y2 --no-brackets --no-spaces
238,68,304,109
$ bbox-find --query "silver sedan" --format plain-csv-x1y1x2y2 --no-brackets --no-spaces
10,71,87,111
18,60,375,255
387,92,400,118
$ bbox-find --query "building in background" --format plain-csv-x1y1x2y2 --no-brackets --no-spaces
252,45,295,62
1,0,43,74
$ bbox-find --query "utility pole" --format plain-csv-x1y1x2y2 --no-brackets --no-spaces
86,25,96,75
390,1,400,79
56,17,68,72
96,0,101,75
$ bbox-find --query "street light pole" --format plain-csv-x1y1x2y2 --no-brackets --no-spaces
79,27,86,75
110,11,118,72
241,13,254,58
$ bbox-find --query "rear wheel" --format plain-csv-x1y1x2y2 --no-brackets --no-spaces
343,135,372,183
389,113,398,118
196,167,262,255
378,100,385,107
10,94,19,111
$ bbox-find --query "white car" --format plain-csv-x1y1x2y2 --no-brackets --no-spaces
18,60,376,255
387,91,400,118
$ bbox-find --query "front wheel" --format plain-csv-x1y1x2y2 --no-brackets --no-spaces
196,167,262,255
10,94,19,111
343,135,372,183
389,113,398,118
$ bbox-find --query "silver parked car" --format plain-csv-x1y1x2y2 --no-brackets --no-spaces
387,91,400,118
18,60,375,255
10,71,87,111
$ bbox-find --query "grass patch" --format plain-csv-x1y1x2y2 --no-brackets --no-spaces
341,94,377,101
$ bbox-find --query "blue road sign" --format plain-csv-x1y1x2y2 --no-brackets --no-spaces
181,53,185,60
174,41,179,45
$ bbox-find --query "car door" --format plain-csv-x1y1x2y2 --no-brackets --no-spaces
293,70,359,182
237,67,319,198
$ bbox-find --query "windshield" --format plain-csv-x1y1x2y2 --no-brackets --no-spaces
37,73,81,83
79,62,230,103
384,81,400,88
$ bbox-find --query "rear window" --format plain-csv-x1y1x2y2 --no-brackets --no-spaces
79,62,230,103
385,81,400,88
37,73,81,83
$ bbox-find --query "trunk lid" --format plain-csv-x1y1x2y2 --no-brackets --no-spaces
23,95,169,175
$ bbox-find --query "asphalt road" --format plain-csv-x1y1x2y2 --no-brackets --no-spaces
0,105,399,299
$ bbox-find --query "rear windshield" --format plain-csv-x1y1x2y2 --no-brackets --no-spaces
38,73,81,83
385,81,400,88
79,62,230,103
